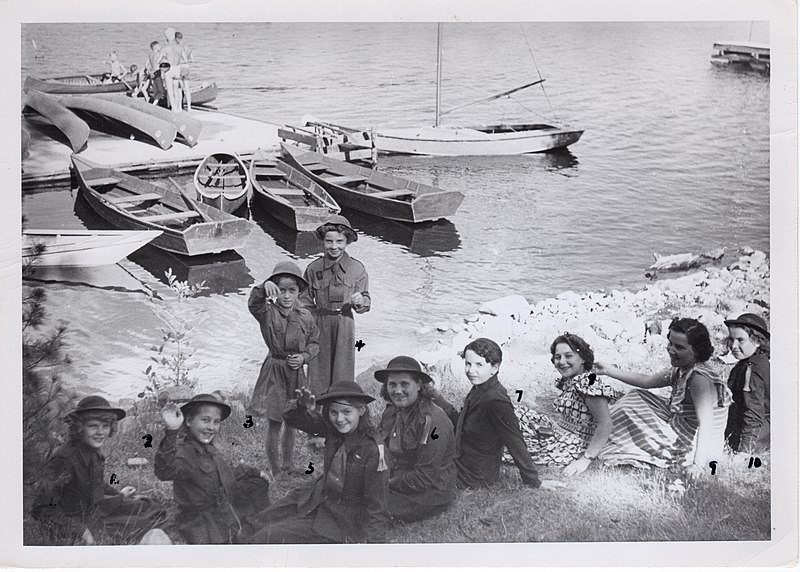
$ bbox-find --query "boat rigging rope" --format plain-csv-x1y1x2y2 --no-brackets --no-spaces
519,23,559,123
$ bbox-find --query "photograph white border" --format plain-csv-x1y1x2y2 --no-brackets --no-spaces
2,0,796,569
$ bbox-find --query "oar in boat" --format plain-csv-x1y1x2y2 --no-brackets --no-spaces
85,75,103,86
168,177,213,222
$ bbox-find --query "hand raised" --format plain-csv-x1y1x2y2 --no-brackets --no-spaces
161,402,184,430
263,280,280,300
294,387,316,412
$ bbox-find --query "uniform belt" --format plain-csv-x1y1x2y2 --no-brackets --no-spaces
317,308,344,315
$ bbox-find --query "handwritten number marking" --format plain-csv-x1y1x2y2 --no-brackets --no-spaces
142,434,153,448
515,390,523,402
243,415,254,429
430,427,439,440
305,462,315,475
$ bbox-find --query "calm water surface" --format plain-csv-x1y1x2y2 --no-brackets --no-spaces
21,22,770,399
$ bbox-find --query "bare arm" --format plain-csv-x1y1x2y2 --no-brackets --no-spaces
687,374,719,467
594,361,671,389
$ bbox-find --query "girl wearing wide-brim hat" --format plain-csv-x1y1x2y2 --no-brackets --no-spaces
155,393,272,544
243,380,389,544
248,261,320,477
374,355,457,522
31,396,167,545
723,313,771,454
266,216,371,397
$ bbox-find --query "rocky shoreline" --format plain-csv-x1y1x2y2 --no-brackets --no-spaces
393,249,769,406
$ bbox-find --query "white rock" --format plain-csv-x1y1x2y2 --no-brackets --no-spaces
435,322,451,332
416,326,433,335
556,291,581,304
594,319,625,340
478,295,531,322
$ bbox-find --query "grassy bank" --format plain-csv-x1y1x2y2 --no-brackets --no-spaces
23,390,770,545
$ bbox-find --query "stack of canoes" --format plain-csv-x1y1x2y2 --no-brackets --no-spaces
71,155,252,256
249,148,340,231
194,152,251,214
280,143,465,223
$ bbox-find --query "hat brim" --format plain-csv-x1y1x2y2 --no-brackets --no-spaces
180,400,232,420
374,368,433,384
70,407,126,421
268,272,308,290
316,392,375,405
724,319,770,339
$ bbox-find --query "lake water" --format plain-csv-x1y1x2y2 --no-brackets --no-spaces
21,22,770,400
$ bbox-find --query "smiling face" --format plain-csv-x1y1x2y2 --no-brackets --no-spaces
80,416,112,449
275,276,300,309
327,400,365,434
728,326,759,360
667,330,696,369
552,342,586,379
186,404,222,445
464,349,499,386
386,372,422,409
323,231,348,260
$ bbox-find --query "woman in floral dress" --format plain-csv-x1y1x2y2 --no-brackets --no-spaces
506,333,621,476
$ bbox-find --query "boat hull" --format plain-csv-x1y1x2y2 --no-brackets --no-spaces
250,150,340,231
374,124,584,156
194,152,250,214
23,90,90,152
93,94,203,147
189,82,219,107
72,156,251,256
23,229,161,267
24,73,137,95
280,143,464,223
56,95,178,150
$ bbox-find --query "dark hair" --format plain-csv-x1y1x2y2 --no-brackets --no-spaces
150,40,160,49
175,31,183,40
130,64,138,72
321,399,376,441
668,318,714,362
268,273,306,293
159,62,171,70
68,411,118,442
463,337,503,366
183,402,225,423
379,373,436,404
314,223,357,244
728,325,771,357
550,333,595,370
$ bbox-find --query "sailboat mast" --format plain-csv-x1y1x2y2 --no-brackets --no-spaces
435,22,442,128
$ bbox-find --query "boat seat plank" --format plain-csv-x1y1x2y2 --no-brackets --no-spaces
369,189,417,199
108,193,163,204
87,176,121,187
271,188,307,196
139,210,200,223
202,161,239,169
253,167,285,177
323,175,367,185
204,174,246,181
299,162,329,173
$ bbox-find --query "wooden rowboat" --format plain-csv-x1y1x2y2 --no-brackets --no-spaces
55,95,177,150
194,152,250,214
93,94,202,147
23,229,161,267
24,73,138,95
280,143,465,223
71,155,252,256
23,90,90,152
249,148,340,231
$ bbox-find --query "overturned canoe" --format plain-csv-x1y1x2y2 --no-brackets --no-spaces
23,229,161,267
72,155,252,256
194,152,250,214
280,143,464,223
249,148,340,231
56,95,177,150
93,93,202,147
23,90,90,152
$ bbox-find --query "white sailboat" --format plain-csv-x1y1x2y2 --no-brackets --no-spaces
373,23,584,156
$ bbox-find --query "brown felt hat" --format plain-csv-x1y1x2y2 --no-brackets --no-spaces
315,380,375,405
724,313,770,339
374,355,433,384
180,393,232,420
69,395,126,421
267,261,308,290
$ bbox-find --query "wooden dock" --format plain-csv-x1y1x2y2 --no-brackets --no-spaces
711,41,770,72
22,108,282,189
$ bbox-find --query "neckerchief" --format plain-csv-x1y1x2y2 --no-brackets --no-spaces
323,441,347,495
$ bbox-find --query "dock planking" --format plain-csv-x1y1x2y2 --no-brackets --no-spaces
22,108,281,189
